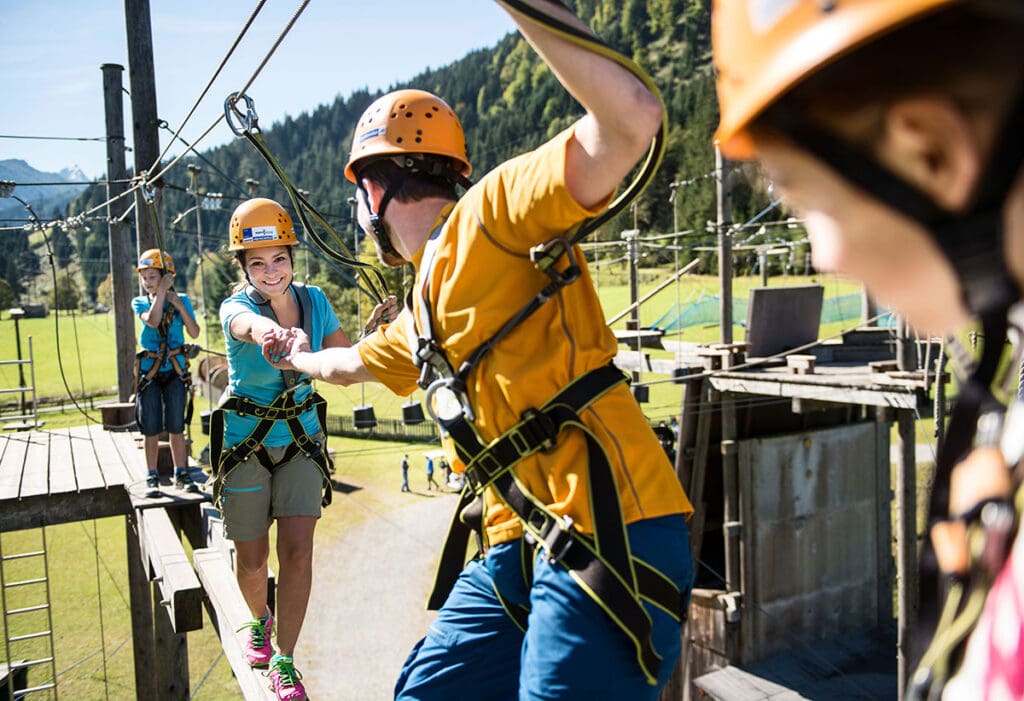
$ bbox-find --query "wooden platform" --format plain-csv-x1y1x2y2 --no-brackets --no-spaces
694,628,897,700
0,424,208,532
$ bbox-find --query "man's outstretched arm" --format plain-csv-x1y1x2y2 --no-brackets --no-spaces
262,328,376,386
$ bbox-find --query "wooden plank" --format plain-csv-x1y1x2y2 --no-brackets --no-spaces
0,433,30,501
103,424,147,476
68,424,106,491
708,374,920,409
137,507,202,633
0,490,129,530
87,424,143,488
694,666,803,701
193,548,278,700
19,431,50,499
48,427,78,496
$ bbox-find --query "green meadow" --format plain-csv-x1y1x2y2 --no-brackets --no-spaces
0,271,937,698
0,273,864,410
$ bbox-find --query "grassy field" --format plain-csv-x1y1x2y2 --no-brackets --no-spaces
0,434,425,700
0,273,864,405
0,271,929,698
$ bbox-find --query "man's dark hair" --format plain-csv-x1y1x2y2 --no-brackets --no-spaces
356,157,459,203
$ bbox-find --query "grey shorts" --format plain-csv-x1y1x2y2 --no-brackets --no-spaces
219,434,327,542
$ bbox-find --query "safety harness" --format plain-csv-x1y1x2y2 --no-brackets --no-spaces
415,206,685,685
209,283,333,510
133,298,196,427
430,365,686,683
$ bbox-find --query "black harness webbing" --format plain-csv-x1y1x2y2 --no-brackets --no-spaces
209,283,333,509
427,364,685,685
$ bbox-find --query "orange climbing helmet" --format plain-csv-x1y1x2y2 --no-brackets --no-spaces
344,89,472,183
228,198,298,251
712,0,956,159
137,248,175,275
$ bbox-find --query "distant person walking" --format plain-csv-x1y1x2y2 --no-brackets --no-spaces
425,456,440,491
401,454,410,493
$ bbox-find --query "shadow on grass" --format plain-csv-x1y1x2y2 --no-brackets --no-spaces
330,479,363,494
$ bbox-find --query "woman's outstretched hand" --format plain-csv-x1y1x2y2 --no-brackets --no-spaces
261,327,311,369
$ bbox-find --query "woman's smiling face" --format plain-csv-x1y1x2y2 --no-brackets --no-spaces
243,245,294,297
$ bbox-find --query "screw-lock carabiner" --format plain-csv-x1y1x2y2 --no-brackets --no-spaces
225,92,260,136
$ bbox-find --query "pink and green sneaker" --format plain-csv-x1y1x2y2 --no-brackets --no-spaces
269,654,306,701
237,611,273,667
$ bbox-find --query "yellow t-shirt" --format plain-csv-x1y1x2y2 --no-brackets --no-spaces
358,126,693,545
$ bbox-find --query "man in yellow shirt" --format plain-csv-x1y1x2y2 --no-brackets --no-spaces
265,1,693,698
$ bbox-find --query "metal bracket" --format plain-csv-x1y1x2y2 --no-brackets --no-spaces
718,592,742,623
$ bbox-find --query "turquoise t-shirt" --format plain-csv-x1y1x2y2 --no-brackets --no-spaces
219,284,340,447
132,294,196,373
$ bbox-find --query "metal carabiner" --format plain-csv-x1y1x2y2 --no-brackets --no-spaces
139,174,157,205
530,236,581,286
224,92,260,136
424,377,475,424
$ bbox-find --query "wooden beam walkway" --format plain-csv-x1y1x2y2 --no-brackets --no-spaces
0,425,277,700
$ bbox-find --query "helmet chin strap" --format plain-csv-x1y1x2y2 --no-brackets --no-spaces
356,183,403,262
353,155,474,266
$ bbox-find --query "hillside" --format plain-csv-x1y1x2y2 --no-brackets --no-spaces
46,0,781,310
0,159,89,221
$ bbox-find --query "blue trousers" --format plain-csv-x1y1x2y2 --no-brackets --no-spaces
137,372,187,435
395,515,693,700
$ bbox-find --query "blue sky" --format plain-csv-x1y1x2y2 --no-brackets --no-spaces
0,1,516,178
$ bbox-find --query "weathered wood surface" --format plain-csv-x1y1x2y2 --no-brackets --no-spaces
708,365,928,410
0,425,207,531
136,507,203,633
194,548,278,701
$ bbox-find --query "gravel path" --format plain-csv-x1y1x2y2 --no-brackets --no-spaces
296,484,458,700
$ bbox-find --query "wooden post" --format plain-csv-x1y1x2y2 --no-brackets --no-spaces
124,0,163,253
126,515,157,700
622,229,642,389
897,409,918,700
153,583,190,700
102,64,137,402
897,317,916,372
716,143,733,344
861,284,880,326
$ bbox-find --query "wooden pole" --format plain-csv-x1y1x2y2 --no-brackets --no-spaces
897,409,918,700
153,582,190,700
126,515,157,700
125,0,163,253
102,64,137,402
716,144,733,344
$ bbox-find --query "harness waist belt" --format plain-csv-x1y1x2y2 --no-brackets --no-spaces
427,364,685,686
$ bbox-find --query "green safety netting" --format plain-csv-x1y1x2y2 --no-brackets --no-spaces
650,292,895,332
